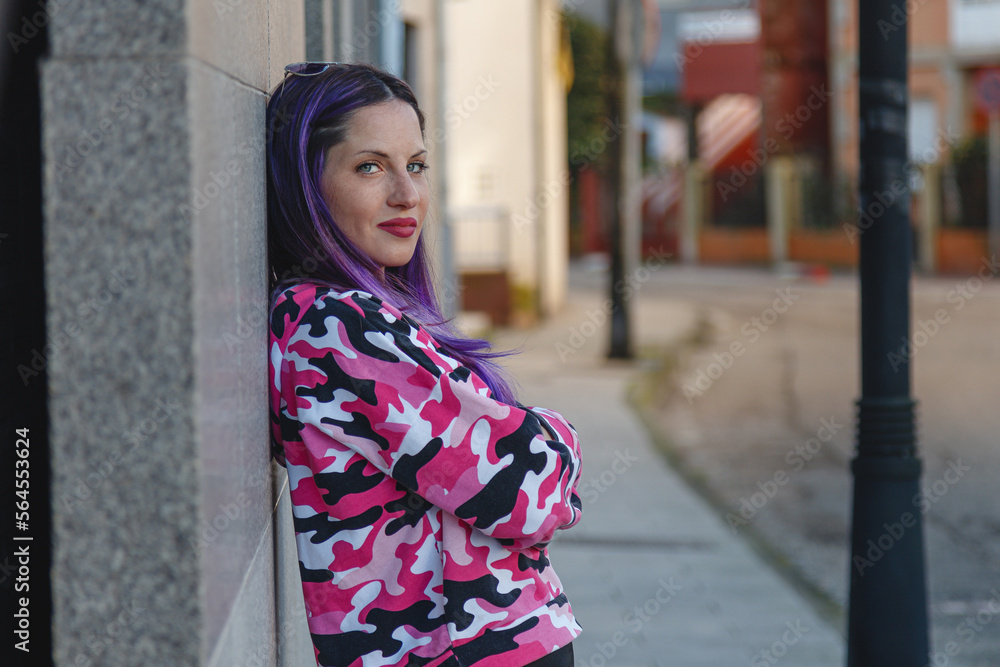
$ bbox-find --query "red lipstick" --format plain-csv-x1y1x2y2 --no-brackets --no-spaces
378,217,418,238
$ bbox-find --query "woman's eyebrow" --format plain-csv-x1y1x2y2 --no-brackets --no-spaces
353,149,428,158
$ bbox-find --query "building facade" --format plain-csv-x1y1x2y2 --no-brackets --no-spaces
829,0,1000,271
446,0,571,324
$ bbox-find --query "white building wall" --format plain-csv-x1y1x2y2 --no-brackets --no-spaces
538,0,571,317
445,0,570,318
447,0,535,288
950,0,1000,51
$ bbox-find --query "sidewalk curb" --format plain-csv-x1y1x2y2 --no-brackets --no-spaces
625,323,848,638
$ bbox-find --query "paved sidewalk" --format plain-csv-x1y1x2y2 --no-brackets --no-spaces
492,275,845,667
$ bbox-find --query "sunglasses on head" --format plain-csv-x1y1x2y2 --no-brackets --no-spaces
271,62,343,108
284,62,342,76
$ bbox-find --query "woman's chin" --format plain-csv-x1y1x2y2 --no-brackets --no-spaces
380,252,417,270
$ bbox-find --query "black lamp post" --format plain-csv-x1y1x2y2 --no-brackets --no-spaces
847,0,930,664
606,0,632,360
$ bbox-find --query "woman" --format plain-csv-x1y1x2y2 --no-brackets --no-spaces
266,62,583,667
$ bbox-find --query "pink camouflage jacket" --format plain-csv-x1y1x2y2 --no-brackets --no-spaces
268,282,584,666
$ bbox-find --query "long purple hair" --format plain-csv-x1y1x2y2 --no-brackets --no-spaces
265,63,520,405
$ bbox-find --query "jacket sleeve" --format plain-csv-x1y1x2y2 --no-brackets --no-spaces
275,289,583,551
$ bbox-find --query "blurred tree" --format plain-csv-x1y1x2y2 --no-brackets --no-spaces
565,10,612,171
952,135,987,228
565,10,612,256
641,89,681,118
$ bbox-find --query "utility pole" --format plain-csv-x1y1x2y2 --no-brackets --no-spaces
847,0,930,663
606,0,638,360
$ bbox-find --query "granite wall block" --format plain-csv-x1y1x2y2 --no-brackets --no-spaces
43,58,200,667
48,0,186,58
44,1,309,664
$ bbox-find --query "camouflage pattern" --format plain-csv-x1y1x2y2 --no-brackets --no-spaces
269,283,583,666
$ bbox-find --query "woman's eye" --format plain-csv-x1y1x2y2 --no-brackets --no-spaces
357,162,379,174
408,161,428,174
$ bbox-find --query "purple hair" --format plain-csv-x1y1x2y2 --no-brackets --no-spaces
265,63,520,405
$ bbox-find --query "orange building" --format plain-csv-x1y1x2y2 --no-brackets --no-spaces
829,0,1000,272
666,0,1000,272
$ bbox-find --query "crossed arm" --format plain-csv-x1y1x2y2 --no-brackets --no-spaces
271,287,583,551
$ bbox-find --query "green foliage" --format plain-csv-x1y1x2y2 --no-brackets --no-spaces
565,11,612,171
951,135,987,228
642,90,682,117
952,134,987,165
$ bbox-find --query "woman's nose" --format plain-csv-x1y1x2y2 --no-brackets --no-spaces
388,171,420,209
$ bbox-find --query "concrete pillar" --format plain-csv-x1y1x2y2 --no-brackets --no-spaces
681,161,706,263
42,1,311,665
336,0,355,61
766,155,797,264
918,163,942,274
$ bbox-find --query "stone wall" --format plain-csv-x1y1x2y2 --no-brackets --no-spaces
41,1,313,664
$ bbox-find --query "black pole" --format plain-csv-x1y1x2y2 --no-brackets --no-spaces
606,0,631,359
847,0,929,664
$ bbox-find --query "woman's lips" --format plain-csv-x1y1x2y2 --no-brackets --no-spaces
378,218,417,238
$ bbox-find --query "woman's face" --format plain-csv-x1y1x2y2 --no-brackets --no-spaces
320,100,429,270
